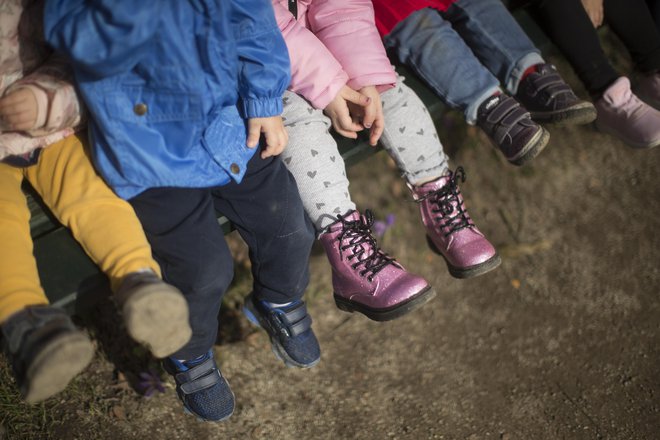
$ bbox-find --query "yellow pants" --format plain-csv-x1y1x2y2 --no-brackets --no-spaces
0,134,160,323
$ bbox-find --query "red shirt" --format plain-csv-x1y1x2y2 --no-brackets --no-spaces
372,0,458,36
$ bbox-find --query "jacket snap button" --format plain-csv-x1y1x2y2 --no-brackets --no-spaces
134,103,148,116
230,163,240,174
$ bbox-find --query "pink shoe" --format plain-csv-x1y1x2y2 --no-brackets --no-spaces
634,72,660,110
595,77,660,149
410,167,501,279
319,210,436,322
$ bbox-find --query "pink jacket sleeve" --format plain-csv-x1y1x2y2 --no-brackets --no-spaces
274,1,348,109
307,0,395,93
6,52,83,137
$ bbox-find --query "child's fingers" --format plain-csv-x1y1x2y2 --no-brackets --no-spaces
246,121,261,148
261,129,287,158
2,108,35,130
0,93,26,108
369,117,384,146
332,120,358,139
362,103,377,129
337,112,363,133
0,100,27,116
341,88,371,108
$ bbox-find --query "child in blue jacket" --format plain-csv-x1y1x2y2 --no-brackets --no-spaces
45,0,318,422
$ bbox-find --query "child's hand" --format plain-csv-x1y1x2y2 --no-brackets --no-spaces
581,0,604,28
247,116,289,159
0,88,39,132
323,85,371,139
347,85,384,146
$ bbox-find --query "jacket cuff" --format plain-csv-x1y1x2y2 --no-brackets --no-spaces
240,97,284,119
347,72,397,95
307,74,349,110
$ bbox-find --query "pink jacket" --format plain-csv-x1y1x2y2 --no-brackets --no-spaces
0,0,82,160
273,0,396,109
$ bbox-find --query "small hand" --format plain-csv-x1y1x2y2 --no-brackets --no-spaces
323,85,371,139
347,85,384,146
247,116,289,159
0,88,39,132
581,0,604,28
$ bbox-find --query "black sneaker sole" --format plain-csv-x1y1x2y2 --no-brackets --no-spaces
530,102,597,126
426,236,502,279
23,331,94,403
334,285,437,322
508,127,550,166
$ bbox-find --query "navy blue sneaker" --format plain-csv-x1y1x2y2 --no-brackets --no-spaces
163,350,234,422
243,293,321,369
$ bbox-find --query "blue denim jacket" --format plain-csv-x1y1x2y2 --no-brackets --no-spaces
44,0,290,198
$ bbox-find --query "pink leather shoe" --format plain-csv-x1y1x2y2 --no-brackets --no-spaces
410,167,501,278
319,210,435,322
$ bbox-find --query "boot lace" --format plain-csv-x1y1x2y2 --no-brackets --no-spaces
417,167,474,237
336,210,395,281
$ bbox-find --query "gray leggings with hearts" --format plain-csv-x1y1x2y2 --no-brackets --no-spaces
281,78,449,232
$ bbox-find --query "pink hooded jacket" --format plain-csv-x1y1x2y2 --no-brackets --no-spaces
272,0,396,110
0,0,82,160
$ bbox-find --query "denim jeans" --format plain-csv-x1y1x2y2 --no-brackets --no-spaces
384,0,545,123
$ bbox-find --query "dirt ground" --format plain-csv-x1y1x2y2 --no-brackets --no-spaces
1,50,659,439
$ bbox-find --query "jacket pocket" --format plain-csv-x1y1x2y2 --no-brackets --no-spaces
101,88,205,185
104,87,203,123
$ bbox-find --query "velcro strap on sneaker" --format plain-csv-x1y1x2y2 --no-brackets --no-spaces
176,358,222,395
489,101,530,144
280,302,308,326
288,314,312,338
175,357,215,385
532,73,572,99
180,370,221,395
279,302,312,337
485,96,524,125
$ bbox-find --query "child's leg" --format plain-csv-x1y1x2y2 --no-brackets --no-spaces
385,11,548,165
383,8,500,124
280,91,356,231
24,135,159,287
279,91,434,321
0,164,47,323
441,0,545,94
381,81,500,278
603,0,660,74
25,135,191,357
129,187,235,421
379,80,450,185
211,151,320,365
0,163,93,403
527,0,619,96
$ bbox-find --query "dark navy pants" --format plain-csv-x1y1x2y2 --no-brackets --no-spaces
129,153,315,359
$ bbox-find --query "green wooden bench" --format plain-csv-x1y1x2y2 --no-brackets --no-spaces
29,5,550,313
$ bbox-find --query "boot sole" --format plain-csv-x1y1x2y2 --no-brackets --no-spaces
333,285,437,322
427,236,502,279
242,301,320,369
530,103,597,126
122,285,192,358
23,331,94,403
594,120,660,149
508,127,550,166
